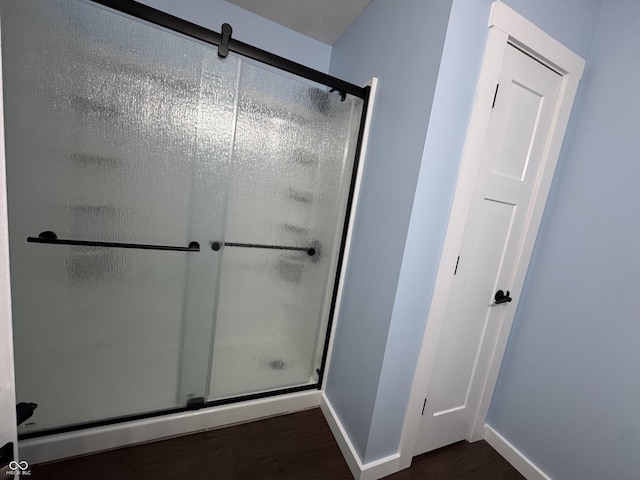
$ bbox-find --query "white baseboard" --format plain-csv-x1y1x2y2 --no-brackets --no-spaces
320,394,401,480
484,425,552,480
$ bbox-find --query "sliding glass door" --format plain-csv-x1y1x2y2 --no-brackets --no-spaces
2,0,238,433
209,61,363,400
2,0,365,436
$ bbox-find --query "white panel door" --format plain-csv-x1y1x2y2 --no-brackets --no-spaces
415,44,562,454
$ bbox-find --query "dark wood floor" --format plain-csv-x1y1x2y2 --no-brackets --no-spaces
33,408,524,479
387,440,524,480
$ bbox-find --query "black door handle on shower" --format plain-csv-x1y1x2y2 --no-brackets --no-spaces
224,241,316,256
27,231,200,252
494,290,513,304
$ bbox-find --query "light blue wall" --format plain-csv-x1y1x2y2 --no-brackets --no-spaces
136,0,331,72
488,0,640,478
325,0,453,461
364,0,492,463
328,0,603,465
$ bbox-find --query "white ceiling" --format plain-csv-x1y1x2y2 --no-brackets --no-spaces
226,0,372,45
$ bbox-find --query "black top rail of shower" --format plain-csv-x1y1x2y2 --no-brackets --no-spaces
219,241,316,257
27,231,200,252
90,0,367,100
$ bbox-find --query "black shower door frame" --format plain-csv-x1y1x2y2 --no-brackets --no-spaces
18,0,371,439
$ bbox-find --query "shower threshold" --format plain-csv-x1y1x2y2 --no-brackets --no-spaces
18,389,322,465
19,383,319,440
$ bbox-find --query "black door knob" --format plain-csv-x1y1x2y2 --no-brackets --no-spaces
494,290,512,304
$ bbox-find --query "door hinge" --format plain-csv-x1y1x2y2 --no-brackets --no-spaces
454,256,460,276
492,84,500,108
421,398,427,416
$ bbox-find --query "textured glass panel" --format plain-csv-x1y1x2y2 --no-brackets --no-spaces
177,50,239,406
209,60,364,399
4,0,366,428
2,0,237,433
210,248,319,396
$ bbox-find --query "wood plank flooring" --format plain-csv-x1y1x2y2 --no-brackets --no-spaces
32,408,524,479
387,440,524,480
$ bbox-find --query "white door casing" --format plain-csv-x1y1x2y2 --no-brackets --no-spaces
416,42,562,454
398,1,585,468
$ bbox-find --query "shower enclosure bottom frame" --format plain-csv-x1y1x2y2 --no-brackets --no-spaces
19,390,321,465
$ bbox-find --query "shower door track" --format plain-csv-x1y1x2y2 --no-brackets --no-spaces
91,0,367,100
15,0,373,442
18,384,318,440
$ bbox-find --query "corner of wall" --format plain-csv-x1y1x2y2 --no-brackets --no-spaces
320,393,401,480
484,425,552,480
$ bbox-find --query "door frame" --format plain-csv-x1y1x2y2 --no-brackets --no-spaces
399,0,585,468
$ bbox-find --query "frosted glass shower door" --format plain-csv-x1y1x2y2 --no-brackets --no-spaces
209,61,364,400
2,0,238,434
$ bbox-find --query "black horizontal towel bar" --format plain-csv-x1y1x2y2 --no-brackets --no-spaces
27,231,200,252
224,242,316,257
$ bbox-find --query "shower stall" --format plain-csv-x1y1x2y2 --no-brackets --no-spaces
1,0,370,458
